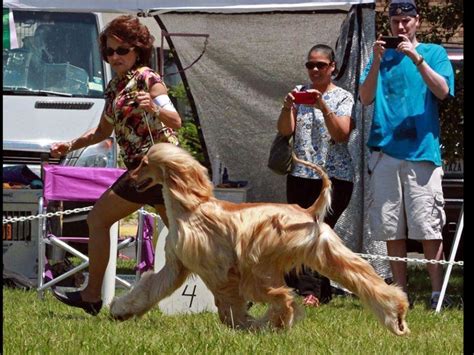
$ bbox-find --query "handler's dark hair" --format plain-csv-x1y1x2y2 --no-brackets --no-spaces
307,44,339,76
99,15,154,67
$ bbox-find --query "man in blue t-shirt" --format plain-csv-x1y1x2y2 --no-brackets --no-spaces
359,0,455,310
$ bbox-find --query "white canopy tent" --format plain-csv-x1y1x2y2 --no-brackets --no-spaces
4,0,392,280
4,0,374,13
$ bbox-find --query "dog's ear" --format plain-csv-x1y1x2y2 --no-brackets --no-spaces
153,164,165,184
165,158,214,210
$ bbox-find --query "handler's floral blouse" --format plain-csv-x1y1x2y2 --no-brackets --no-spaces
291,85,354,182
104,66,179,169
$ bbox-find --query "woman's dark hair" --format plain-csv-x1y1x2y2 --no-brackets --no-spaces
99,15,155,67
307,44,339,76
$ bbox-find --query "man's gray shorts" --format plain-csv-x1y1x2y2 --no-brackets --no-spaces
367,151,446,241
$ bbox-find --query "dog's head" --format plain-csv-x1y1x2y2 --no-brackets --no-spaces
131,143,214,210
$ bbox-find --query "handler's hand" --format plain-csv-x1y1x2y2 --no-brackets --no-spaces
136,90,156,114
50,142,70,158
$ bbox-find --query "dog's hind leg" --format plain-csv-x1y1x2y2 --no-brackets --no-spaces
214,294,252,330
255,286,300,330
240,270,302,330
110,255,189,320
307,224,410,336
213,272,255,329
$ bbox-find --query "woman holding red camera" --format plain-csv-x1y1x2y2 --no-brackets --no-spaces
277,44,355,306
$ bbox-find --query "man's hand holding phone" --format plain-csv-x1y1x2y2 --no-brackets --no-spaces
373,35,405,61
380,36,403,49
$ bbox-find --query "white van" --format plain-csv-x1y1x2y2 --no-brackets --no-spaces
3,9,117,277
3,10,116,171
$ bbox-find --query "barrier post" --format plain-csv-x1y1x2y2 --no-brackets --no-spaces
135,208,144,284
436,204,463,313
102,221,119,306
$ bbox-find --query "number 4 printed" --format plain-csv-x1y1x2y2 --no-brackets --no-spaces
181,284,197,308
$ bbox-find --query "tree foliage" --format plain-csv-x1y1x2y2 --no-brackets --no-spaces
375,0,463,43
177,120,206,163
375,0,464,163
168,82,206,164
439,63,463,164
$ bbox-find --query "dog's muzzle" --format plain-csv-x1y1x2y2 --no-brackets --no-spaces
135,178,154,192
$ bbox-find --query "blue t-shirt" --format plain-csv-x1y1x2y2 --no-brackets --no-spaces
360,43,454,166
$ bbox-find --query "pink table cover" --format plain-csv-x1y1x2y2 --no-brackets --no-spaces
43,165,126,202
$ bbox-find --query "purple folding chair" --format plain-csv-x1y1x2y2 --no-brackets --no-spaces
37,164,140,299
135,213,155,274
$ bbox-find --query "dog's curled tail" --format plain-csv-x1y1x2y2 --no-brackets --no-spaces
291,153,332,222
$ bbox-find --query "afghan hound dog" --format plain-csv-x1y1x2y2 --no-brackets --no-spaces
110,143,410,336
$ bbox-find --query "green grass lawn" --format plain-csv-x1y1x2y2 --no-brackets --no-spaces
3,266,463,354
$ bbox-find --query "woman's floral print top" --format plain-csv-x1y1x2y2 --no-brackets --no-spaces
104,66,179,169
291,85,355,182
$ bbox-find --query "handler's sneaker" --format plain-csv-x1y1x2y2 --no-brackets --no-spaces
52,290,102,315
430,294,453,310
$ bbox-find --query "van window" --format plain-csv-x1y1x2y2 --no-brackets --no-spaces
3,11,105,98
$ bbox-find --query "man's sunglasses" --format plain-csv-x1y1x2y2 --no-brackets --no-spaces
105,46,134,56
305,61,330,70
389,3,416,13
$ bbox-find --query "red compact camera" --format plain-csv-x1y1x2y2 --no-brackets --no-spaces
293,91,316,105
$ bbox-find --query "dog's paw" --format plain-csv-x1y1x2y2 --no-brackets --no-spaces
109,297,134,321
386,314,410,336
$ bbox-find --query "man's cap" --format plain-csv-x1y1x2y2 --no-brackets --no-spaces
389,0,417,17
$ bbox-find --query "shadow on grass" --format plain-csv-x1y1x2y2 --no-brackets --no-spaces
68,257,464,310
292,264,463,311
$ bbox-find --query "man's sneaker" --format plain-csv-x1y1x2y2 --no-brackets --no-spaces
430,294,453,310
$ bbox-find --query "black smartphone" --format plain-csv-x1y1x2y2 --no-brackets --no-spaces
381,36,403,49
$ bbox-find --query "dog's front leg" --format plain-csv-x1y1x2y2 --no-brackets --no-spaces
110,254,189,320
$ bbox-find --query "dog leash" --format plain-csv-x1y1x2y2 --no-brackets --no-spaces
143,112,156,145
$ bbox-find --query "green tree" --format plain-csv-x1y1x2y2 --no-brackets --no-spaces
376,0,463,42
168,82,206,164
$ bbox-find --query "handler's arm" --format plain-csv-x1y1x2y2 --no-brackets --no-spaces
50,114,114,157
149,83,182,130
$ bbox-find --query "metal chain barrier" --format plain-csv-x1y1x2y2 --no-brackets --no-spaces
2,206,93,224
357,253,463,266
3,207,463,267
